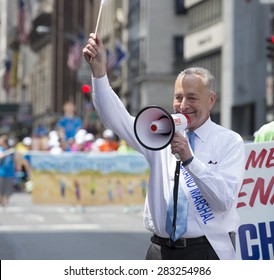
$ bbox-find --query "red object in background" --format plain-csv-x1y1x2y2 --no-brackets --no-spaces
81,84,90,94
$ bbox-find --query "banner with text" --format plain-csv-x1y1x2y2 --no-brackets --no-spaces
236,142,274,260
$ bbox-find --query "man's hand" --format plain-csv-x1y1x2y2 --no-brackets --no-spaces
83,33,106,78
171,132,193,162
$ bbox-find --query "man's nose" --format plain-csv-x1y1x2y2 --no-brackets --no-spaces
179,99,189,111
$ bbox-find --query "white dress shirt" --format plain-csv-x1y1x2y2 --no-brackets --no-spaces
92,75,245,239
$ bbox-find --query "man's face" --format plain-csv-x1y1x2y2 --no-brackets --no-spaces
173,74,216,131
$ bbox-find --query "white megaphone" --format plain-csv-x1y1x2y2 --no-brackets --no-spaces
134,105,191,150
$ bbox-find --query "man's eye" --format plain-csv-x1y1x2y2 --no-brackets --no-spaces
188,97,198,101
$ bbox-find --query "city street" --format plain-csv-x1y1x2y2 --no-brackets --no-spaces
0,193,151,260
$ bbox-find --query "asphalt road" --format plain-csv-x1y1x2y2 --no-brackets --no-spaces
0,193,151,260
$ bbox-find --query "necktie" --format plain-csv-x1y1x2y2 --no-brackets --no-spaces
165,160,188,241
187,131,196,152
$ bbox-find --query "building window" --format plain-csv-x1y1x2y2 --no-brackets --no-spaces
174,0,186,15
173,36,184,73
128,0,140,27
184,51,221,93
232,103,255,139
174,36,184,57
128,39,140,78
188,0,222,33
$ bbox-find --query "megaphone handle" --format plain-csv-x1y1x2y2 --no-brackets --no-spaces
174,153,181,160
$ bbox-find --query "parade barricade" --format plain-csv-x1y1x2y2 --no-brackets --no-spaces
30,151,149,206
28,142,274,260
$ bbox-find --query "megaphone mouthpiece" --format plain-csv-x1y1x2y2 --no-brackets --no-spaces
150,117,172,134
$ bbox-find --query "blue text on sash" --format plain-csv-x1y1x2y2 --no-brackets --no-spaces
181,167,215,224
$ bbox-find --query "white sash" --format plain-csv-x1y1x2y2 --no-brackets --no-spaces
180,166,236,260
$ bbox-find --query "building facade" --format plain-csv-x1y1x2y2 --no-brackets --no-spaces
0,0,273,140
180,0,269,138
126,0,187,115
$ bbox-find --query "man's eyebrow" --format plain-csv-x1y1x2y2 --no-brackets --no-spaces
175,92,198,97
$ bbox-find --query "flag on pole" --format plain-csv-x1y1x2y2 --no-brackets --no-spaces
106,48,117,71
105,41,127,74
17,0,28,43
67,34,85,71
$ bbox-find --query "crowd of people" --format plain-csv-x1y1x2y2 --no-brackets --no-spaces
26,127,132,154
0,101,135,208
27,100,134,154
4,99,134,155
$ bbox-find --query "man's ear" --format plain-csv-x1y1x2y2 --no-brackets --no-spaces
209,91,217,109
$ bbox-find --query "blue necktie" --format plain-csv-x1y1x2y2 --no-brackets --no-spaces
187,131,196,152
165,161,188,241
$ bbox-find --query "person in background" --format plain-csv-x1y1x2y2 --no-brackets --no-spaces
32,123,48,151
99,129,119,152
14,137,32,192
15,136,32,153
71,129,87,152
83,33,245,260
83,133,95,152
56,101,83,144
254,121,274,142
117,139,135,153
0,135,16,207
92,137,105,153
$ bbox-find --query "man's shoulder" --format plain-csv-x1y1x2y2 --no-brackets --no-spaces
210,121,243,142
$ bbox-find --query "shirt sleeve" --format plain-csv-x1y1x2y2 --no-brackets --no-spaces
92,75,148,156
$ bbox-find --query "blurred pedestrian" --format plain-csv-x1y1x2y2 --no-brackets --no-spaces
15,136,32,153
117,139,135,153
0,135,16,207
32,123,48,151
56,101,83,143
14,137,32,192
254,121,274,142
99,129,119,152
71,129,87,152
83,133,95,152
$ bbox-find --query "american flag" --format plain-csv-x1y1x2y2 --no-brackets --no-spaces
106,41,127,74
67,40,83,71
17,0,28,43
114,40,127,72
106,48,117,71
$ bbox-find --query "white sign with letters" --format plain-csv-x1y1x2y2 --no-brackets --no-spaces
236,142,274,260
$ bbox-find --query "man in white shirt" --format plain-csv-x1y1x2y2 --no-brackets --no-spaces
83,33,245,260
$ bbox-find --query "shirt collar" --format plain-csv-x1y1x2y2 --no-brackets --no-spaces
188,117,214,143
